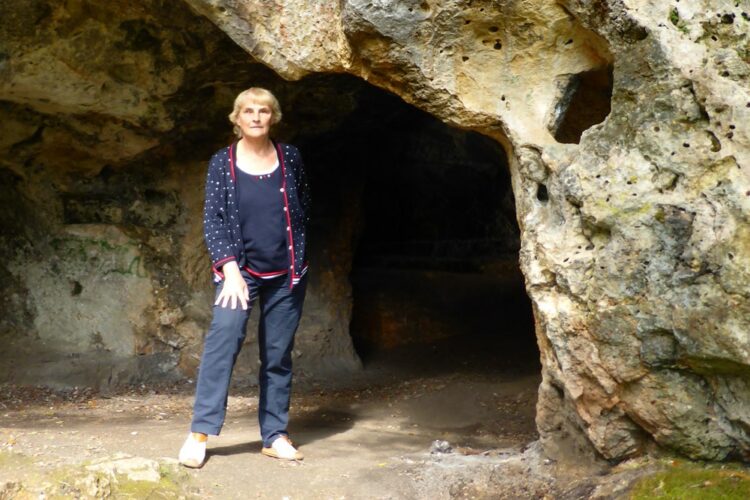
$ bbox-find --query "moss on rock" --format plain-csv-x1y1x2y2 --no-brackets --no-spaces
630,460,750,499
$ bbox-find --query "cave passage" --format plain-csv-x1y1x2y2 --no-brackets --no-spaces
296,79,540,379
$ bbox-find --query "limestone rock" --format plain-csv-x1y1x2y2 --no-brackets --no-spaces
0,481,22,500
74,473,112,499
183,0,353,79
86,453,162,483
0,0,363,390
190,0,749,462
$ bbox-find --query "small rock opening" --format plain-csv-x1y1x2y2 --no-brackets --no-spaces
550,65,614,144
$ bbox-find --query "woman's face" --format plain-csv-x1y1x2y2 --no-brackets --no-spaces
236,100,273,140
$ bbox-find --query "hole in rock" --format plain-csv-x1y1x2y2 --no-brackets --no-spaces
537,184,549,202
551,65,614,144
296,80,539,387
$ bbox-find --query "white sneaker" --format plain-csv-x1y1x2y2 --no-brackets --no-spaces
261,435,304,460
178,433,207,468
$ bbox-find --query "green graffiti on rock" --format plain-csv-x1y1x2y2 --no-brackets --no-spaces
49,236,149,278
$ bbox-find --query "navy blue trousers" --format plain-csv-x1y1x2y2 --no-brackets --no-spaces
190,272,307,447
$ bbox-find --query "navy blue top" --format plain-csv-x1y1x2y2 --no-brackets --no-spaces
236,161,289,276
203,140,310,289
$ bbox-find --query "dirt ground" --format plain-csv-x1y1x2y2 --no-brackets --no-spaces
3,318,749,499
0,333,566,499
4,333,722,499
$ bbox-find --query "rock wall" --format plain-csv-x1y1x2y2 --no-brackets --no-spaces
0,0,362,389
1,0,748,463
538,0,749,462
183,0,750,462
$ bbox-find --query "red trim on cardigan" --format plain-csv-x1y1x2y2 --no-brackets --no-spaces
243,265,288,278
274,140,297,289
211,256,236,280
229,142,237,182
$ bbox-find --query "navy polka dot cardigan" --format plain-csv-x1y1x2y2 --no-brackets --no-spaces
203,140,310,289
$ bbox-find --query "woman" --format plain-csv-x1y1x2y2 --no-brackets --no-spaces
179,87,310,467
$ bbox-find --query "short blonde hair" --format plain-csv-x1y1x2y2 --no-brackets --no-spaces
228,87,282,137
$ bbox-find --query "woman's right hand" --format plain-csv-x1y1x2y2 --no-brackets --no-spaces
215,261,249,310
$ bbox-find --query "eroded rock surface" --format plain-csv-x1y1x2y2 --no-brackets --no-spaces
0,0,362,389
1,0,748,462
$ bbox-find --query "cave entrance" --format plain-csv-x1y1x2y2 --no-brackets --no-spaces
295,78,539,382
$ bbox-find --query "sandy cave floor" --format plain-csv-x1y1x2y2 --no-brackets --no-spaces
0,336,563,499
4,338,746,499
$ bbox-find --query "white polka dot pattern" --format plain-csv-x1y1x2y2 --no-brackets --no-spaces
203,141,311,289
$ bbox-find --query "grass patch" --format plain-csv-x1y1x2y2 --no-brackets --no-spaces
669,8,680,27
630,461,750,499
668,8,690,34
113,475,185,499
0,449,36,470
0,455,194,499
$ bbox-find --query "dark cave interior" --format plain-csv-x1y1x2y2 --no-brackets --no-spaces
293,79,539,375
